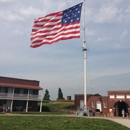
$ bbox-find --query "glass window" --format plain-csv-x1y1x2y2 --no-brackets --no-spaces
29,90,33,95
92,102,95,107
103,102,107,108
1,87,5,93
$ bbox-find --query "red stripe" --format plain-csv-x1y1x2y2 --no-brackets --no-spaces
31,30,80,41
31,21,80,32
31,26,80,37
31,26,80,35
34,12,62,23
30,36,80,48
30,6,81,48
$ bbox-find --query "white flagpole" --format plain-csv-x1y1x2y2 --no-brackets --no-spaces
82,0,87,110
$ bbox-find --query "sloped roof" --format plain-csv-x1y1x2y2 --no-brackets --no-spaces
0,76,43,90
0,82,43,90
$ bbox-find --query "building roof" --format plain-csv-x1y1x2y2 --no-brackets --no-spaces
108,90,130,92
0,76,43,90
0,82,43,90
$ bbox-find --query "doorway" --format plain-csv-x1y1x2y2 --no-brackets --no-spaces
114,101,129,116
96,101,102,112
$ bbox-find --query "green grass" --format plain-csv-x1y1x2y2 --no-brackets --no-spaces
11,112,67,115
42,103,74,109
0,116,129,130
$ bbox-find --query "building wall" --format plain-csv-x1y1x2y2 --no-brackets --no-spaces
0,76,42,112
75,90,130,116
108,91,130,108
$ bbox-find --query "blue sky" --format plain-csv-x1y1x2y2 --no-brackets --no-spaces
0,0,130,100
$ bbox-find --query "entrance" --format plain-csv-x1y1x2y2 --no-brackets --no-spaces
96,101,102,112
114,101,129,116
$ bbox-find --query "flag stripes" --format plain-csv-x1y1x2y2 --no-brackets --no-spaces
30,3,83,48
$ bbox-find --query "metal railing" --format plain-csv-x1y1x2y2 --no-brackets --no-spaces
0,92,42,101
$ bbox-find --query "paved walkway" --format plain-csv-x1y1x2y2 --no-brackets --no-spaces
109,118,130,128
0,113,130,128
89,116,130,128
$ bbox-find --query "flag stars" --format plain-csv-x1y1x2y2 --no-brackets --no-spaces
62,2,82,25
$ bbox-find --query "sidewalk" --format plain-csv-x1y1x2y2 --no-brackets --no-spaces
89,116,130,128
108,117,130,128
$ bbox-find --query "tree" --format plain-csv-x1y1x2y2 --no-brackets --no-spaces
93,93,101,96
57,88,64,100
43,89,50,100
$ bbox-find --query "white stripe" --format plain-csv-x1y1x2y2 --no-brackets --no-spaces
32,33,80,43
36,12,62,21
31,23,80,35
34,16,62,25
32,20,61,30
31,28,80,40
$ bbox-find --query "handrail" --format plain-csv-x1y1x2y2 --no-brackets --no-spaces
0,92,41,100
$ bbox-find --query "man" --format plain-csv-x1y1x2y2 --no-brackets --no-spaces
109,107,113,118
122,109,125,117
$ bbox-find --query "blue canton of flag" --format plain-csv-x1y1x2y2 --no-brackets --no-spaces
62,3,83,25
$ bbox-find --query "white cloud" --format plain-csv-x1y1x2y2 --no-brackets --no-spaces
0,11,24,22
19,7,45,19
13,30,23,35
0,0,16,2
86,29,96,36
120,30,128,40
96,37,112,42
93,5,123,23
125,6,130,13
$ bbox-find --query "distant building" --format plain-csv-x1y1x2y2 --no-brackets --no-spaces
0,76,43,112
75,90,130,116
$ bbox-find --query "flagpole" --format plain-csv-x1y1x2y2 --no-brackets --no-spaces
82,0,87,111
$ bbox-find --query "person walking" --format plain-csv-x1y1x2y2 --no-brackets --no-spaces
109,107,113,118
122,109,125,117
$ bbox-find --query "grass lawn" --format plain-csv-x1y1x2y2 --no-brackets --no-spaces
0,116,129,130
11,111,68,115
42,103,74,109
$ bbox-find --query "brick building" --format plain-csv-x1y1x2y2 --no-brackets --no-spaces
75,90,130,116
0,76,43,112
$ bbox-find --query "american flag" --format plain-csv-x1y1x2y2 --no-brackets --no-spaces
30,2,83,48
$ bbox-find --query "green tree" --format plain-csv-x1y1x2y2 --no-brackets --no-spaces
57,88,64,100
93,93,102,96
43,89,50,100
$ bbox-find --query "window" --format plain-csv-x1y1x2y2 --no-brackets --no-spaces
1,87,5,93
110,95,114,98
92,102,95,108
28,101,33,108
116,95,124,99
19,89,24,96
103,102,107,108
29,90,33,96
0,87,5,95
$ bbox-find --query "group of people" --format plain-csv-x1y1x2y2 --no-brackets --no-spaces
109,107,128,118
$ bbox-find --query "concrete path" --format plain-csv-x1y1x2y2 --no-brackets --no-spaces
88,116,130,128
108,118,130,128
